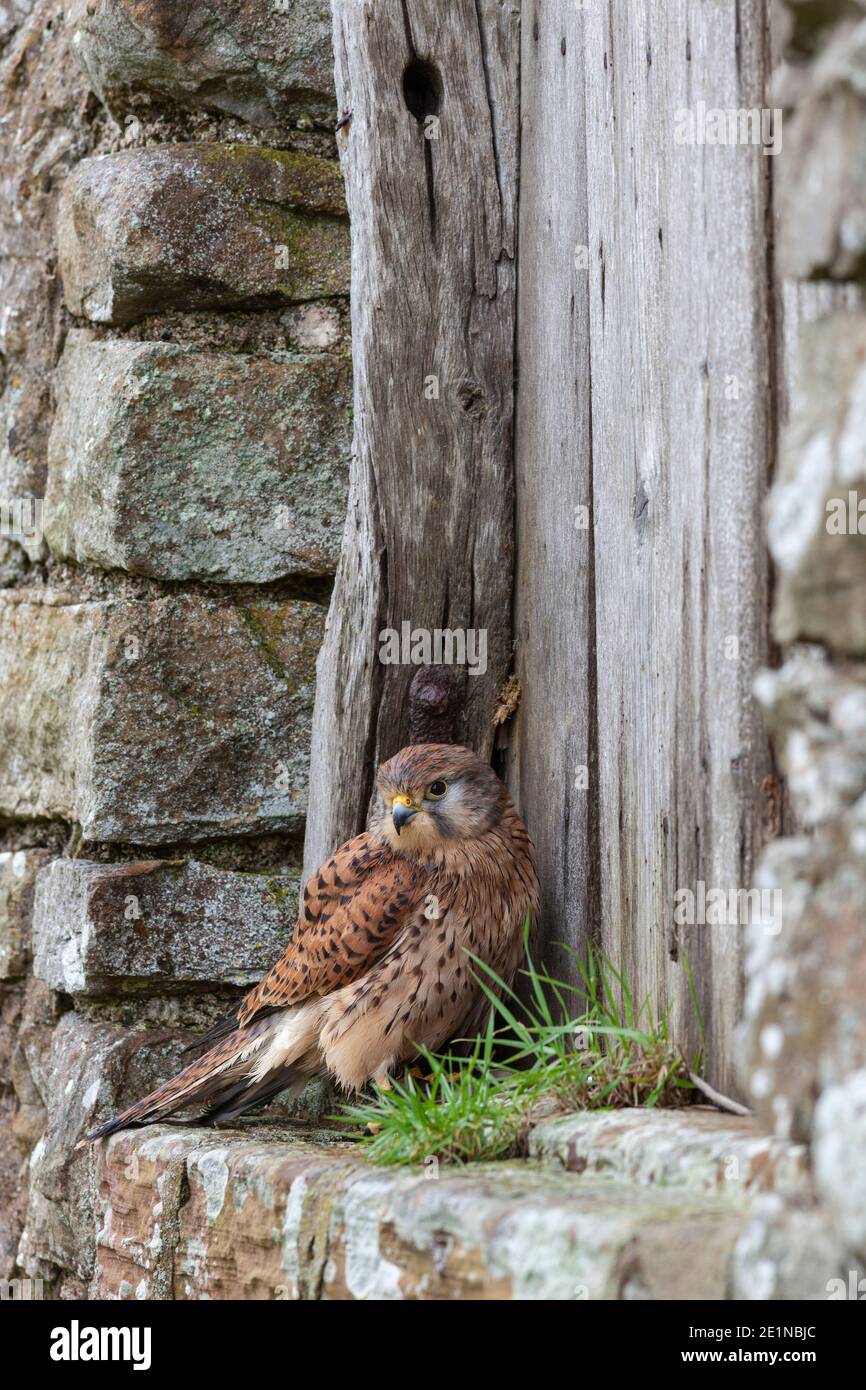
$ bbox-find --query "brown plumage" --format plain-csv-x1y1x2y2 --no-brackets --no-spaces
87,744,538,1140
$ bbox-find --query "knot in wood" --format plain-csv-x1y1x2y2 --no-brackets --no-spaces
408,664,461,745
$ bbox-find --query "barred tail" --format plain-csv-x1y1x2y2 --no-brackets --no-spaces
81,1004,325,1145
81,1019,275,1144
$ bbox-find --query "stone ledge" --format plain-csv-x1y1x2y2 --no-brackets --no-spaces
19,1012,195,1285
529,1107,810,1196
85,1108,816,1301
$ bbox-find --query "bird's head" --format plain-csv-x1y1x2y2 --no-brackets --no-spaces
374,743,508,854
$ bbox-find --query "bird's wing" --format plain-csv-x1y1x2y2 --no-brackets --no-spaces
237,832,426,1026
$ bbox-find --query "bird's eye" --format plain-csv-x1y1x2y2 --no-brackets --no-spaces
427,780,448,799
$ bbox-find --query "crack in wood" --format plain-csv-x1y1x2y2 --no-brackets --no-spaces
474,0,505,250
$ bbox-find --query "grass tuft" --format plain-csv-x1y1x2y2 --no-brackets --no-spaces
338,930,696,1167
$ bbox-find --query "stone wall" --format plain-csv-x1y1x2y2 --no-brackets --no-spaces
0,0,349,1295
735,0,866,1289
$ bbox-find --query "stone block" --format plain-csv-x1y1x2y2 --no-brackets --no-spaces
10,977,58,1148
93,1126,353,1300
45,332,350,581
777,2,866,60
58,144,348,325
737,830,866,1142
731,1193,855,1300
778,23,866,281
754,654,866,827
0,1093,24,1280
18,1012,194,1283
0,850,53,979
66,0,336,128
0,981,26,1278
814,1069,866,1262
32,858,298,995
0,590,324,843
0,2,94,503
768,315,866,653
529,1107,809,1197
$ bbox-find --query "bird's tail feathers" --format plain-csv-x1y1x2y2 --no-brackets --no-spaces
80,1013,304,1146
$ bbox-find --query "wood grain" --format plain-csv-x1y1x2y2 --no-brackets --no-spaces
511,0,776,1092
507,2,595,995
304,0,519,881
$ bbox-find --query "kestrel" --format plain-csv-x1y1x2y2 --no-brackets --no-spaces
88,743,539,1139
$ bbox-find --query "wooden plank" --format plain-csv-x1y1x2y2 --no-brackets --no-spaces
586,0,775,1093
507,2,595,992
514,0,776,1090
304,0,519,879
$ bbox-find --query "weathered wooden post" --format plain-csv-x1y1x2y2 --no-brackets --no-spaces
509,0,777,1092
304,0,519,878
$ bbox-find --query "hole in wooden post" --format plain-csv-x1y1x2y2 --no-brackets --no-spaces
402,58,442,122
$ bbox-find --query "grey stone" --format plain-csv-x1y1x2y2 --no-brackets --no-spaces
777,3,866,59
282,302,343,352
0,980,27,1278
737,829,866,1142
32,858,298,995
45,332,351,582
754,653,866,827
0,589,324,843
768,314,866,653
814,1069,866,1261
7,978,55,1171
18,1012,193,1283
731,1193,854,1301
58,144,349,325
0,5,37,52
66,0,336,128
0,2,95,503
778,22,866,281
0,850,53,979
530,1106,809,1196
